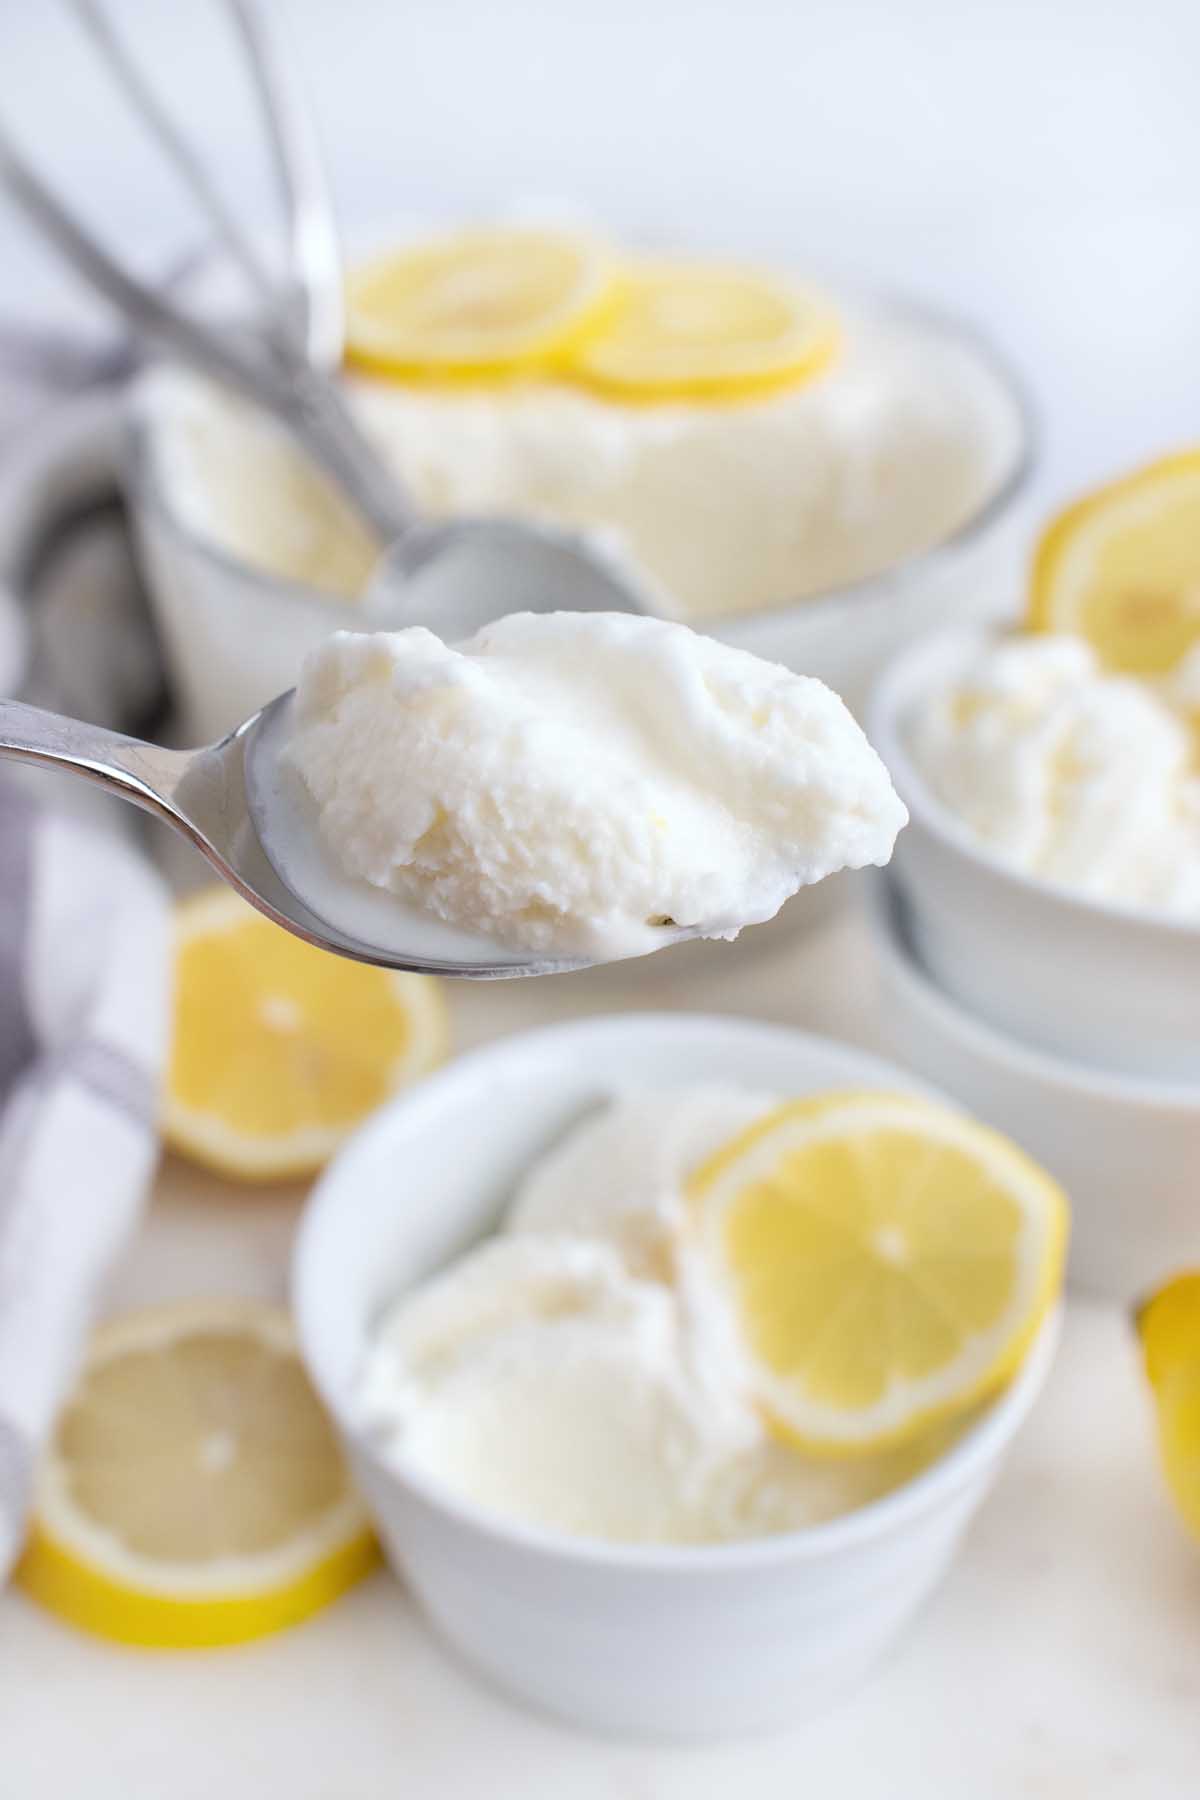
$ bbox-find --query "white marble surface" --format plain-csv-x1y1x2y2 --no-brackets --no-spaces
1,901,1197,1798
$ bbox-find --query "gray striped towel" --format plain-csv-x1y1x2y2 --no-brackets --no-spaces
0,776,169,1577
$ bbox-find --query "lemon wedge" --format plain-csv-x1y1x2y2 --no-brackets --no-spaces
345,227,617,380
567,260,839,403
165,887,447,1182
1136,1272,1200,1540
1029,450,1200,674
16,1301,376,1647
690,1092,1068,1454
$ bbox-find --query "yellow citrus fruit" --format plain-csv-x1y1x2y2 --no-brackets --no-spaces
1136,1272,1200,1541
1029,450,1200,673
16,1301,377,1648
166,887,447,1182
345,227,617,380
690,1091,1068,1454
567,260,840,402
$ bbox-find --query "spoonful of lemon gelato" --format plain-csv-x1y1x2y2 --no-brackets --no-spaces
259,610,907,966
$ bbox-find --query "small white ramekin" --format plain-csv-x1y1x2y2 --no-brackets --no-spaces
870,627,1200,1082
293,1013,1058,1741
868,873,1200,1300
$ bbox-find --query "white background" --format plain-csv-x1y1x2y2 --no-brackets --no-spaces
1,0,1199,499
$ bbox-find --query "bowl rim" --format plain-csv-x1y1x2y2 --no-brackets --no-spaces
868,871,1200,1111
0,386,125,700
869,623,1200,943
293,1010,1060,1575
124,282,1038,633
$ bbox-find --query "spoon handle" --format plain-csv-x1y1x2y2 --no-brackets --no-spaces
283,366,416,542
0,700,189,825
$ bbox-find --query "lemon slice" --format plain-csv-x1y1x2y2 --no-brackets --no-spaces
567,260,840,402
345,227,617,380
1029,450,1200,673
16,1301,377,1647
1136,1272,1200,1541
166,887,447,1182
690,1092,1067,1454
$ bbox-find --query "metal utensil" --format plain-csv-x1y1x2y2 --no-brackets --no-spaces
0,693,572,976
0,0,654,628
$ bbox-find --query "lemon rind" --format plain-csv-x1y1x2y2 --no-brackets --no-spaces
568,265,841,405
345,228,618,380
17,1522,378,1649
165,889,449,1182
691,1091,1068,1457
17,1299,378,1646
1028,448,1200,649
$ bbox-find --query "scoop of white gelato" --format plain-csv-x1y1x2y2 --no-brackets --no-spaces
144,303,1018,619
360,1236,761,1544
284,611,907,957
907,633,1200,916
360,1090,960,1546
507,1087,769,1278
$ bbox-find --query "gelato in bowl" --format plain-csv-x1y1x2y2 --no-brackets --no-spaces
127,255,1033,743
293,1013,1060,1739
871,626,1200,1080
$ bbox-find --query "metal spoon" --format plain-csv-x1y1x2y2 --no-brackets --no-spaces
0,694,705,978
0,0,657,635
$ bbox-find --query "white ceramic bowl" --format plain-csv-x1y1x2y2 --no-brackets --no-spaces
0,392,114,701
870,627,1200,1082
868,873,1200,1301
293,1012,1058,1741
126,291,1034,743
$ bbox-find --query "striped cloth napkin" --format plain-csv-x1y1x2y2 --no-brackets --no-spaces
0,319,174,1578
0,776,170,1577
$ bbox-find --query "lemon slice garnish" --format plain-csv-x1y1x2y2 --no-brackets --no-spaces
16,1301,376,1648
567,260,840,402
690,1092,1067,1454
165,887,447,1182
1136,1272,1200,1542
345,227,617,380
1029,450,1200,674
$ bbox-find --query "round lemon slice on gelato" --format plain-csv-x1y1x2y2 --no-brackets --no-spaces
16,1301,377,1648
690,1092,1067,1454
568,260,840,402
1029,449,1200,674
346,227,617,380
166,887,447,1182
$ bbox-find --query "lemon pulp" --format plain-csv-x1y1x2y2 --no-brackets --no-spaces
691,1092,1068,1453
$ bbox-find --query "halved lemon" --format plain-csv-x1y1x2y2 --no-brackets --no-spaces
16,1301,377,1648
345,227,617,380
1029,450,1200,674
1136,1272,1200,1543
690,1091,1067,1454
567,260,840,402
166,887,447,1182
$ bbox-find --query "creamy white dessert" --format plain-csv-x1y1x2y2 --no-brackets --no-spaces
359,1091,955,1545
144,302,1018,621
907,633,1200,916
280,611,907,959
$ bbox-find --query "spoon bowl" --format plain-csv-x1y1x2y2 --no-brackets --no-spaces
238,690,591,977
0,694,702,979
363,514,663,640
